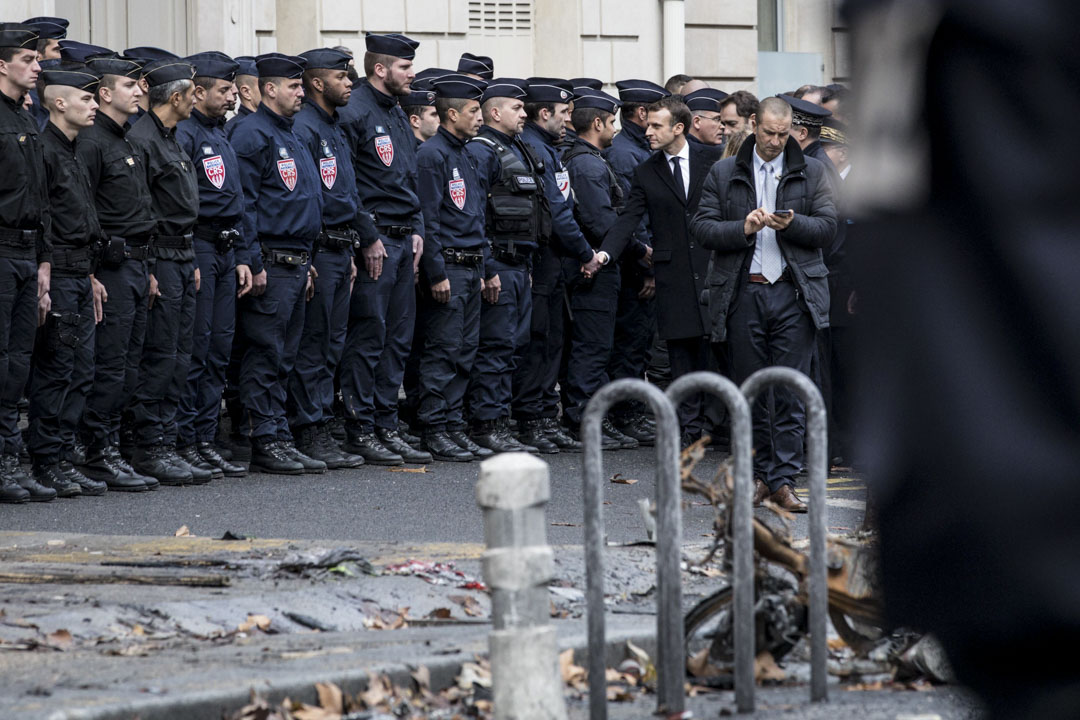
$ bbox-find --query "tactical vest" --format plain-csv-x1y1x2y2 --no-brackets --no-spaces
562,142,625,247
470,134,550,252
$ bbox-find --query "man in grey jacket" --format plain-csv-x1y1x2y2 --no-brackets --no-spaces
690,96,836,512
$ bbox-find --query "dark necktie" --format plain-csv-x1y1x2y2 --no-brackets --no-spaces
671,156,686,201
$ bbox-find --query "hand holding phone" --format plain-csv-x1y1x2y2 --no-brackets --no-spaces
773,209,793,217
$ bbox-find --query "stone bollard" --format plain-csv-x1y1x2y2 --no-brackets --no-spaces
477,452,568,720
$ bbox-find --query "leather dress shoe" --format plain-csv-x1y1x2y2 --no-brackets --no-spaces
375,427,432,464
59,460,107,496
0,454,30,503
279,440,327,474
166,448,213,484
515,419,559,454
197,442,247,477
4,455,54,501
249,439,305,475
79,445,147,492
422,431,474,462
448,429,493,458
768,485,807,513
32,463,82,498
753,478,770,508
178,445,224,480
132,445,192,486
343,431,404,466
541,418,582,451
602,418,639,449
106,445,158,490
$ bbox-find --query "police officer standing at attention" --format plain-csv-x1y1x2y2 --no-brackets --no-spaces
514,78,600,453
231,52,325,475
464,77,540,454
287,47,377,469
0,23,51,504
337,33,429,465
173,52,248,479
125,57,211,486
684,87,728,147
559,78,602,155
401,81,438,147
22,16,66,131
76,51,157,491
415,73,493,462
456,52,493,82
229,56,260,130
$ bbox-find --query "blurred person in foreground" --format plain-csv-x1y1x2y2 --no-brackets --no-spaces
845,1,1080,717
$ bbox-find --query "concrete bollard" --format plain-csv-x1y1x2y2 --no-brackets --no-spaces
477,452,568,720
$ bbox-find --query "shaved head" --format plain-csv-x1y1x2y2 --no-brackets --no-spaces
757,96,793,122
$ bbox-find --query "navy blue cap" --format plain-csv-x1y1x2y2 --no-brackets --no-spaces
58,40,112,63
414,67,453,86
571,90,621,114
142,58,195,87
87,54,143,79
123,46,179,64
683,87,729,113
819,116,847,146
185,51,238,81
779,94,831,127
298,47,351,71
22,16,68,40
457,52,493,79
234,55,258,77
255,52,307,79
431,73,486,101
615,79,669,103
403,87,436,107
524,77,572,104
570,78,602,93
40,62,100,91
0,23,37,50
364,32,419,60
481,77,528,104
38,58,61,71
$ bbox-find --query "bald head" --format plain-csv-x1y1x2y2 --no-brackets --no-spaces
757,96,793,122
679,78,709,95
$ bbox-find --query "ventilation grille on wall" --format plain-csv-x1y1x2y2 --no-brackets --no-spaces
468,1,533,34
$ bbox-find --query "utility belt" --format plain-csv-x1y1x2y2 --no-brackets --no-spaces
375,222,413,239
0,226,39,260
194,225,241,254
261,244,310,268
154,232,194,250
99,234,153,266
50,245,94,277
442,248,483,267
490,246,530,265
319,225,360,252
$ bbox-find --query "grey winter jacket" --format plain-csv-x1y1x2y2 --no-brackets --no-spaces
690,136,837,343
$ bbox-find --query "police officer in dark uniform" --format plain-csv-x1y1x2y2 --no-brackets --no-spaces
456,52,493,81
124,58,213,486
559,78,602,156
231,52,325,475
336,33,429,465
21,16,66,131
464,77,541,454
415,73,494,462
401,78,439,147
174,51,248,479
604,79,668,444
225,55,259,141
0,24,52,504
684,87,728,147
121,47,179,129
559,89,636,447
287,47,377,469
515,78,601,452
76,51,158,490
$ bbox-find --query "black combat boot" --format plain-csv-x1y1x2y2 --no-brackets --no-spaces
80,444,147,492
278,438,328,474
542,418,583,452
448,428,493,458
616,415,656,446
495,418,538,453
177,445,224,480
166,446,214,484
132,445,193,486
421,430,474,462
105,445,158,490
0,454,30,503
343,429,404,466
58,460,107,495
469,420,521,454
294,424,361,470
32,462,82,498
515,418,559,454
249,438,304,475
4,455,54,502
601,418,639,449
196,442,247,477
375,427,433,464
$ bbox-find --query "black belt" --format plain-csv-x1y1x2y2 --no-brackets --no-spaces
0,226,39,247
194,226,240,254
377,224,413,239
262,245,309,268
125,242,152,261
491,247,529,265
319,226,360,251
154,233,194,249
51,246,94,275
748,268,792,284
443,248,483,267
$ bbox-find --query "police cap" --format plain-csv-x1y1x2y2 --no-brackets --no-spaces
779,93,831,128
123,46,179,64
457,52,493,79
185,51,238,82
255,52,307,80
481,77,528,104
0,23,37,51
87,53,142,79
364,32,419,60
683,87,729,112
431,73,486,101
22,16,68,40
571,89,621,115
819,116,848,146
235,55,258,77
142,58,195,87
570,77,603,93
615,79,669,103
58,40,112,63
298,47,351,71
524,77,572,104
40,62,100,92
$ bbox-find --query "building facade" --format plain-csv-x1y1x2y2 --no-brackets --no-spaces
7,0,848,96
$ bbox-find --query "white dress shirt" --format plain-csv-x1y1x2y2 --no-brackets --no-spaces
663,139,691,199
750,146,786,275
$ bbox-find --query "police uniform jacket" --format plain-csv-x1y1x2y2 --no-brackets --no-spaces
466,124,541,256
690,136,837,343
339,79,424,245
520,122,593,265
564,138,621,246
0,88,50,262
176,108,245,234
127,110,200,263
416,126,490,284
603,117,654,287
231,103,324,275
40,122,101,269
77,112,155,242
224,104,252,140
292,100,378,244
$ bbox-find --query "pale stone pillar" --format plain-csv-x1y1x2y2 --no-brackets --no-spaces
662,0,685,81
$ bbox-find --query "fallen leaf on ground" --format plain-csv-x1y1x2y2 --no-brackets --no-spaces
388,466,428,473
174,525,193,537
607,685,635,702
411,665,431,692
755,651,786,683
358,674,392,708
559,649,587,690
314,682,344,713
237,614,272,633
626,640,657,686
46,539,65,547
427,608,452,619
610,473,639,485
448,594,483,617
457,660,492,690
46,629,73,649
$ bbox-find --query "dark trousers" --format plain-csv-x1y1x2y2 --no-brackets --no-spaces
288,247,351,429
81,257,148,449
828,325,854,461
130,258,196,447
417,262,481,431
177,241,235,446
340,238,414,433
607,287,656,422
28,275,94,463
238,255,309,440
560,260,620,428
467,260,531,423
400,284,426,428
667,335,712,437
725,280,815,492
0,256,36,455
512,245,564,421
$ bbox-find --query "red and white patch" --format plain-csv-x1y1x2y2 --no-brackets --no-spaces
375,135,394,166
555,169,570,201
449,177,467,210
319,156,337,190
277,158,297,191
202,155,225,189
